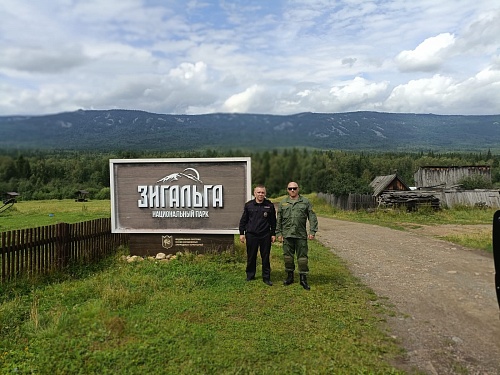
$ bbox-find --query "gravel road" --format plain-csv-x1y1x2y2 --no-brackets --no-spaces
315,217,500,375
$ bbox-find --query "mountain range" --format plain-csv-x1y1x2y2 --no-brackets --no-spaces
1,109,499,152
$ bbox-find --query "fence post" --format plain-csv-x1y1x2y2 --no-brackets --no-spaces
56,223,70,269
1,232,5,282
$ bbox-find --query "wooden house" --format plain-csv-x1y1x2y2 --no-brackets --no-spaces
370,174,410,197
370,174,439,210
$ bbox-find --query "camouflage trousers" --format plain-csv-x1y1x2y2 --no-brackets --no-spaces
282,237,309,274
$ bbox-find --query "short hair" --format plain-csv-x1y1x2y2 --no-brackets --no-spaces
254,184,266,189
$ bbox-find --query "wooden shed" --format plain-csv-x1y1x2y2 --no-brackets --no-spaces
370,174,410,197
414,166,491,189
370,175,440,210
3,191,19,203
75,190,89,202
1,192,19,214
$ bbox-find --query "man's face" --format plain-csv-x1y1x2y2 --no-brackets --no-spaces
287,183,299,198
254,187,266,203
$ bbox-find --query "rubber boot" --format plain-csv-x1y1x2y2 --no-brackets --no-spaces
300,274,310,290
283,271,294,286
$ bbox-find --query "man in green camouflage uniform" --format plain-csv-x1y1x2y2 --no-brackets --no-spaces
276,181,318,290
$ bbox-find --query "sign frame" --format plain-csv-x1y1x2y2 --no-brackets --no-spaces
110,157,251,234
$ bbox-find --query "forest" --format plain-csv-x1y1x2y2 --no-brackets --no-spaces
0,148,497,201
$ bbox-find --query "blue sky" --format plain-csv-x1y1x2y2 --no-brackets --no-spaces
1,0,499,116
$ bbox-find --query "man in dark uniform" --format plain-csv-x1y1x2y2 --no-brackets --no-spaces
239,184,276,286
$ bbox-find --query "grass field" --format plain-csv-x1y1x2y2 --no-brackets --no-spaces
0,200,111,232
0,241,407,374
1,197,495,374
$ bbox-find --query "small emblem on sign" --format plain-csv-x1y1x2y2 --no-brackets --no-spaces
162,235,173,249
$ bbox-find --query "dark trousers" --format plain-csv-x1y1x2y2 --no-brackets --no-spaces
245,232,271,280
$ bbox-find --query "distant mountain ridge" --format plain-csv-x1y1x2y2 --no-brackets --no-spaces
1,109,499,152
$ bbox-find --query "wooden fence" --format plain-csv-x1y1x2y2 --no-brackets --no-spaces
1,218,129,282
317,192,377,210
434,189,500,208
318,190,500,211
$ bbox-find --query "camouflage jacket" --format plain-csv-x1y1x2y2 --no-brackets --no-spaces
276,195,318,239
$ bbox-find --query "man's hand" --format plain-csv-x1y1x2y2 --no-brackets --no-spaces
278,235,283,242
308,234,315,240
239,235,245,243
271,235,276,243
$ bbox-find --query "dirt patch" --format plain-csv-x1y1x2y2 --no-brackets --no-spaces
315,217,500,375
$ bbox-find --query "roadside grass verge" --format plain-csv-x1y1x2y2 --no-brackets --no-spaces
307,195,496,253
1,241,406,374
440,230,493,252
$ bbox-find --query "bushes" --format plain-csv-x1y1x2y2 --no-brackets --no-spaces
458,175,493,189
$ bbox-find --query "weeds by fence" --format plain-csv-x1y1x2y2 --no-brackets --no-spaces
1,218,129,282
317,192,377,210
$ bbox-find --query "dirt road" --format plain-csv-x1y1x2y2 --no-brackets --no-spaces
315,217,500,375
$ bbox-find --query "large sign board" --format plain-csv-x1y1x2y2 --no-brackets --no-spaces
110,158,251,234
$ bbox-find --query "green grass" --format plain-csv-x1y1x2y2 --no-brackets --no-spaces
440,230,493,252
308,196,496,227
2,196,494,374
0,242,406,374
0,200,111,232
2,197,494,252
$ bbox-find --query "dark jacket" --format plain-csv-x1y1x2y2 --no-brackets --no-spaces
239,198,277,237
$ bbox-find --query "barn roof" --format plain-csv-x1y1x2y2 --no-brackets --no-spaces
417,165,490,169
370,174,410,196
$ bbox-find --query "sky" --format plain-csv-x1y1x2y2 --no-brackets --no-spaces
1,0,499,117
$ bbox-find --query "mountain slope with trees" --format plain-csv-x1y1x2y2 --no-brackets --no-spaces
1,110,500,152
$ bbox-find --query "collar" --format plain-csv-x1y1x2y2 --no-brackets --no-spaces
285,195,302,203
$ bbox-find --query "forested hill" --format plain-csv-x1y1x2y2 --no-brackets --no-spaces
1,109,499,152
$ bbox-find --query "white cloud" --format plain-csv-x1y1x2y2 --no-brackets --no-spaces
457,10,500,53
222,85,263,113
168,62,207,83
0,45,88,73
395,33,456,72
327,77,390,111
384,75,457,113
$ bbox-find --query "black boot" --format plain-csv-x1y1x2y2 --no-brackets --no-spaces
300,274,310,290
263,279,273,286
283,271,294,286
